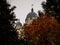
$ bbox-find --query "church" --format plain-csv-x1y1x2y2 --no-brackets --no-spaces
15,7,38,39
25,8,38,25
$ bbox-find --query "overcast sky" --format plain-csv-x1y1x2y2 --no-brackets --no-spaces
7,0,46,25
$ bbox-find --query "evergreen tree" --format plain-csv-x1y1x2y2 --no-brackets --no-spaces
42,0,60,22
0,0,18,45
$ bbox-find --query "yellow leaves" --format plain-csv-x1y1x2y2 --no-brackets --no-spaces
23,13,60,45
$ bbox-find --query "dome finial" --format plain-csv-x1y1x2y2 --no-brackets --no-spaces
32,4,34,7
31,4,34,12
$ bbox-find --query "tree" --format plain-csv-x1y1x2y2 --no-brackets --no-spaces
24,13,60,45
0,0,18,45
38,10,44,16
42,0,60,22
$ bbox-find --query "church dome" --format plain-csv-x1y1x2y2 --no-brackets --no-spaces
16,19,22,26
16,22,22,26
15,19,22,30
25,8,38,21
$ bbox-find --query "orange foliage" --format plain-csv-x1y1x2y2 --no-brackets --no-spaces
24,14,60,45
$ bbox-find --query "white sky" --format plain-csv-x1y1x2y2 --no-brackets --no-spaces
8,0,46,25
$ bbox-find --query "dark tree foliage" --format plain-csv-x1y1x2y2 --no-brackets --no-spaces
0,0,19,45
38,10,44,16
42,0,60,22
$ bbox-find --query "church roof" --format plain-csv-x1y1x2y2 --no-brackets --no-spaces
25,8,38,21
